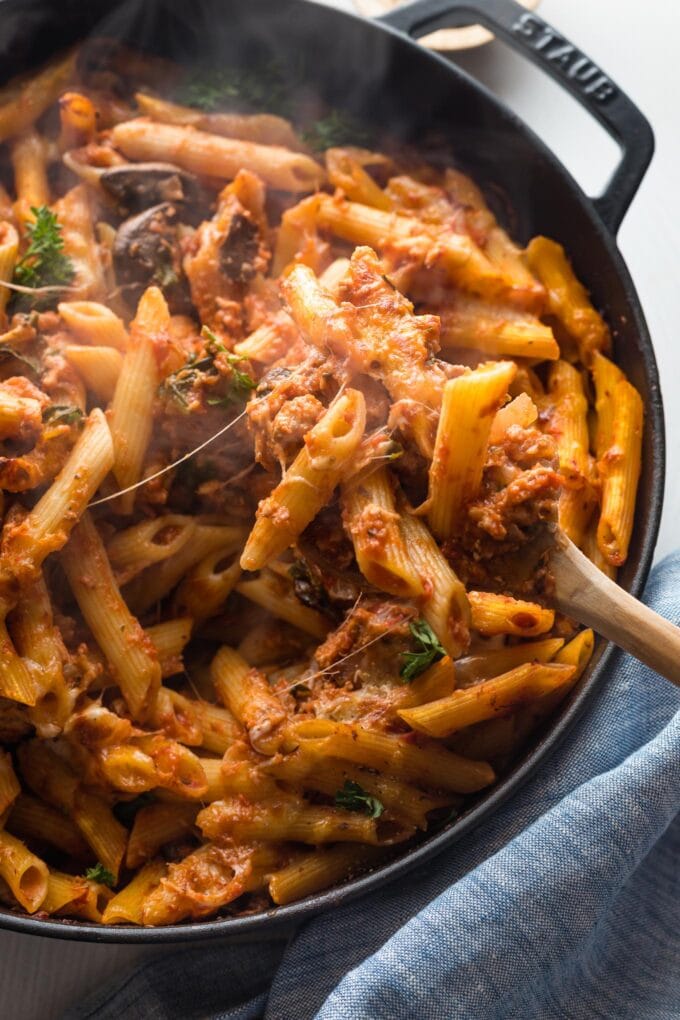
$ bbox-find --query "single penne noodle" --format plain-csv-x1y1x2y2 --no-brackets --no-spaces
109,286,168,514
126,803,197,870
211,645,286,754
396,656,457,709
232,317,296,365
455,637,565,688
72,789,128,882
146,687,202,744
198,794,382,846
591,350,626,457
7,793,90,859
124,524,246,615
547,360,590,483
398,662,576,737
58,91,97,149
554,628,595,680
467,591,555,638
342,467,424,599
135,92,304,148
241,390,366,571
0,750,20,815
0,407,114,587
42,870,111,922
398,510,470,659
438,302,558,361
188,698,243,755
107,515,197,577
111,118,325,192
140,843,280,926
16,739,79,815
489,392,538,444
145,618,193,679
582,519,617,580
236,571,331,641
286,719,495,794
63,345,124,404
10,572,73,734
0,220,19,318
318,256,351,295
269,845,384,906
0,49,78,143
59,301,128,350
428,361,517,539
326,148,392,210
596,378,643,567
102,859,167,925
54,185,106,299
11,130,50,228
173,548,241,620
525,236,610,362
0,830,48,912
61,512,161,720
199,758,228,802
0,617,36,706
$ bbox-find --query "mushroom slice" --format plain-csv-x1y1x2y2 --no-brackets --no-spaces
113,202,191,311
100,162,207,219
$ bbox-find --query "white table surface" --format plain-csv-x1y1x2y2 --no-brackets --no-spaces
2,1,678,1017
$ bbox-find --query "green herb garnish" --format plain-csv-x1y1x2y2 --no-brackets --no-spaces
175,64,292,117
12,206,75,309
202,326,256,405
161,328,255,411
400,619,446,683
152,252,179,290
334,780,384,819
302,110,369,152
0,345,41,374
85,863,116,888
42,405,84,426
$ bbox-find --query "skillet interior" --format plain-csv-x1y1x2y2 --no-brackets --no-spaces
0,0,664,942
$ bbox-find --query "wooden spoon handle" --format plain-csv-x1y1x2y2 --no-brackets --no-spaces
551,532,680,687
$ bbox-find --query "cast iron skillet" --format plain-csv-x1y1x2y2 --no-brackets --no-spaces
0,0,664,942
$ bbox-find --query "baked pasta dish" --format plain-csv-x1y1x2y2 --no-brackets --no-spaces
0,46,643,925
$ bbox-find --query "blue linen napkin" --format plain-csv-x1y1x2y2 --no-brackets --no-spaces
64,554,680,1020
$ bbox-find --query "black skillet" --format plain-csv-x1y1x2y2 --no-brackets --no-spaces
0,0,663,942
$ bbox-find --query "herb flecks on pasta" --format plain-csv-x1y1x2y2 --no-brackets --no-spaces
0,42,641,926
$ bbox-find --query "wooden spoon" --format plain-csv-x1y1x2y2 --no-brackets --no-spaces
552,529,680,687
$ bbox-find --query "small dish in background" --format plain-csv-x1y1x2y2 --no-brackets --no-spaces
352,0,541,51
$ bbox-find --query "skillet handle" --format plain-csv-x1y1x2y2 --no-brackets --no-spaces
379,0,654,235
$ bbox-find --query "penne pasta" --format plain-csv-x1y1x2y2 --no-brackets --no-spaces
61,512,161,720
111,118,325,192
0,221,19,320
0,408,114,588
0,829,48,912
62,345,123,404
109,286,168,514
342,467,424,599
398,662,576,737
398,510,470,659
269,845,384,906
525,236,610,362
467,591,555,638
428,361,517,539
58,301,128,350
241,390,366,571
